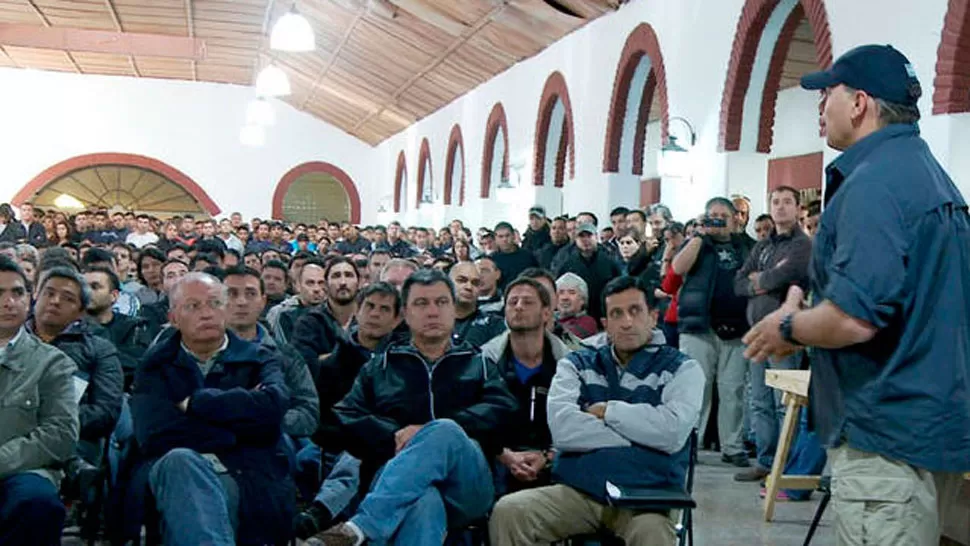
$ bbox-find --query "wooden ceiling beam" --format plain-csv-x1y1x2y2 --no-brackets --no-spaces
351,1,508,134
385,0,468,36
185,0,197,80
299,4,367,110
102,0,141,77
0,23,207,60
23,0,81,73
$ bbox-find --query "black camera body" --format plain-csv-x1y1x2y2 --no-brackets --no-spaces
702,216,727,228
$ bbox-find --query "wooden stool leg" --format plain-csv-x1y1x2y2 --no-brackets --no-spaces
764,393,801,522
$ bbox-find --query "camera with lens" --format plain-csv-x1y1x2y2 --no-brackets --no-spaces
701,216,727,228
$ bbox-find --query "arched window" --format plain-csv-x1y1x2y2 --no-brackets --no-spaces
272,162,362,223
481,103,509,199
416,138,433,208
533,71,575,187
394,150,408,213
444,124,465,206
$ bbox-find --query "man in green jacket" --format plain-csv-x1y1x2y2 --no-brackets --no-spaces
0,256,80,545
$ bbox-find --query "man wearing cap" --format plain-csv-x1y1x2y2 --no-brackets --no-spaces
522,206,551,256
743,44,970,545
553,222,621,321
491,222,538,292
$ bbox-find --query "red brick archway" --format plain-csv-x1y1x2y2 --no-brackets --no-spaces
933,0,970,114
603,23,670,175
393,150,407,213
444,124,465,206
272,161,361,223
718,0,832,152
481,102,510,199
415,138,432,208
12,152,221,215
533,71,575,187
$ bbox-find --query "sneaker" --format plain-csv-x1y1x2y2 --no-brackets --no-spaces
759,487,791,501
293,502,333,540
306,522,364,546
721,452,751,467
734,466,770,482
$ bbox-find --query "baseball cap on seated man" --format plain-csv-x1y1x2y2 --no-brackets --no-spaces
800,44,922,106
528,206,546,218
576,223,597,236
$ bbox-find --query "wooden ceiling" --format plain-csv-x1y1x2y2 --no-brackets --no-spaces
780,15,816,90
0,0,620,144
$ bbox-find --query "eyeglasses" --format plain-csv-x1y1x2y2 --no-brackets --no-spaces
179,299,227,312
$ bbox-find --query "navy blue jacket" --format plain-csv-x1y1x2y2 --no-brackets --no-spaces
810,123,970,473
127,330,294,545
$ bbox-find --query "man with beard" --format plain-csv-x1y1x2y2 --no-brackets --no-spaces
84,266,150,390
267,259,327,344
291,257,361,375
482,277,570,495
536,216,570,270
294,282,403,539
449,262,506,347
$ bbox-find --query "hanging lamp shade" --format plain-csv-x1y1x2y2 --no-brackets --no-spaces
255,65,291,97
246,97,276,126
270,9,315,52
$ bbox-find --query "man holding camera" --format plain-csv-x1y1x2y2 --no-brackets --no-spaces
672,197,754,466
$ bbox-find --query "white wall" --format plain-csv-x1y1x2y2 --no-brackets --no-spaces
0,68,375,220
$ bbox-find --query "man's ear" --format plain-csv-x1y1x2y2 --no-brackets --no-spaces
600,317,608,330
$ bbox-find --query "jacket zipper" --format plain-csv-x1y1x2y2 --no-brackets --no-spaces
390,348,474,422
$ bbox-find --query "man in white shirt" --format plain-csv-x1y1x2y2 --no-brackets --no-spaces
126,214,159,248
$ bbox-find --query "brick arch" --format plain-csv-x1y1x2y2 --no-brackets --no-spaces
444,124,465,206
481,102,510,199
603,23,670,175
12,152,221,215
718,0,833,152
415,138,432,208
272,161,361,223
533,71,575,187
393,150,407,213
933,0,970,115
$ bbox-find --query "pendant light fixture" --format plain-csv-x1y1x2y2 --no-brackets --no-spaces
255,64,291,97
270,4,315,52
246,97,276,126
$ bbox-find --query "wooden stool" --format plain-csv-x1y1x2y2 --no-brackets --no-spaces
763,369,821,522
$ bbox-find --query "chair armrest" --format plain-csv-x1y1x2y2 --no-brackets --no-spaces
606,486,697,510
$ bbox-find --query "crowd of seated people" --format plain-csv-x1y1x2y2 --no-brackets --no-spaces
0,195,859,546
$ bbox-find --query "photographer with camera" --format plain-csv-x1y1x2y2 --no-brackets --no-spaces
672,197,754,466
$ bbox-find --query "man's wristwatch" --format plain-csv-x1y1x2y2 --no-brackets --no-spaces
780,313,801,345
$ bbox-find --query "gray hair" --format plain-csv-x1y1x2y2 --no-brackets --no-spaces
169,272,227,308
37,266,91,309
875,97,920,125
556,272,588,303
14,244,38,264
379,258,419,280
647,204,673,222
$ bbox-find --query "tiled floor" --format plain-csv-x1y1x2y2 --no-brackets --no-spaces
64,450,835,545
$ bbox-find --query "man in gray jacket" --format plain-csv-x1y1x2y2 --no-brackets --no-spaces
0,256,80,545
733,186,811,483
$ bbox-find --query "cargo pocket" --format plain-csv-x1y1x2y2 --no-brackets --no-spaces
833,475,917,546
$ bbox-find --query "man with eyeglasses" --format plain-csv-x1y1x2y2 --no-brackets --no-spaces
449,262,506,347
128,272,294,546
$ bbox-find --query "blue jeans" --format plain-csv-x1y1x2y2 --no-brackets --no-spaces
314,452,362,519
351,419,495,545
284,435,324,501
782,410,827,500
149,448,239,546
749,355,798,469
0,472,66,545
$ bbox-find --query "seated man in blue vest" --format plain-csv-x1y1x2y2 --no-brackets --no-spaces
488,276,704,546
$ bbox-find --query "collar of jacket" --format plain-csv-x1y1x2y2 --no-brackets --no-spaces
481,329,570,364
769,225,807,243
383,340,476,368
27,317,88,341
255,323,277,350
0,327,32,371
145,328,264,372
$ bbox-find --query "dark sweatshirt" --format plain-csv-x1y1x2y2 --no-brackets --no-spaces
733,226,812,325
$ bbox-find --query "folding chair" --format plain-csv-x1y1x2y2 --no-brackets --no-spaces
563,429,699,546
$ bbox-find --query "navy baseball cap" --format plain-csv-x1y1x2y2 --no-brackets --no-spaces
800,44,922,106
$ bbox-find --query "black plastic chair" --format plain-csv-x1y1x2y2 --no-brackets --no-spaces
61,439,112,546
802,475,831,546
561,429,699,546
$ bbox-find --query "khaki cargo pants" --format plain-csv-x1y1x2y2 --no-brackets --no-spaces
488,484,676,546
831,445,966,545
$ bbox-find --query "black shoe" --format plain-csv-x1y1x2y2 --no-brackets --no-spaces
721,452,751,467
293,502,334,540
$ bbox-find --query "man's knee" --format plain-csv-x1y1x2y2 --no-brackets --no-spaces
420,419,468,445
7,482,65,523
149,447,205,487
621,512,676,546
488,489,537,531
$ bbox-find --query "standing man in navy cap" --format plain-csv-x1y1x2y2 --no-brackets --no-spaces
521,206,551,256
743,45,970,544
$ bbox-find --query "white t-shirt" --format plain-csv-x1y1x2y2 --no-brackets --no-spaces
126,231,159,248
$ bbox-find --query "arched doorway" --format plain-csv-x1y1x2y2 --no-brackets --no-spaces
12,153,221,217
603,23,670,176
719,0,833,153
534,71,575,187
481,102,509,199
416,138,433,208
444,124,465,206
272,162,361,224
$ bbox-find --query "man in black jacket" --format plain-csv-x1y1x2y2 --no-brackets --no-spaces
672,197,754,467
553,223,622,321
294,282,403,539
83,266,150,390
521,206,551,256
536,216,570,270
450,262,506,346
291,257,361,374
308,269,516,546
31,267,123,479
19,202,47,247
490,222,538,291
139,259,188,340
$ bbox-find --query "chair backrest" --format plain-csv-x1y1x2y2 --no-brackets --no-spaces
685,428,698,495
